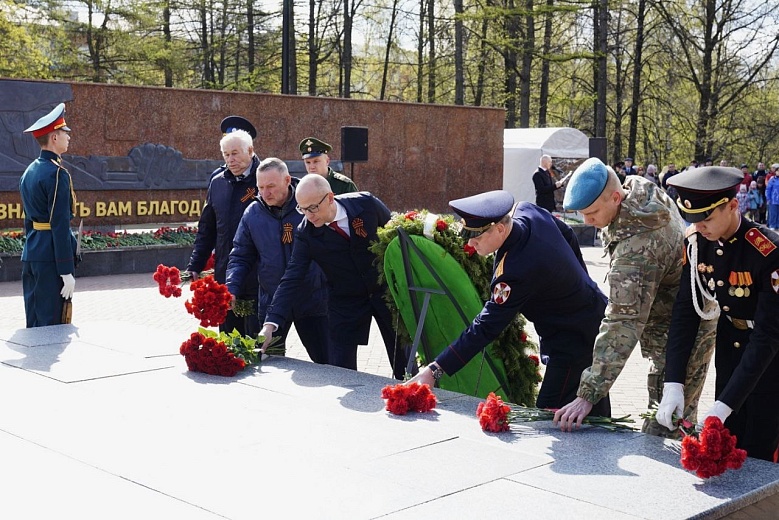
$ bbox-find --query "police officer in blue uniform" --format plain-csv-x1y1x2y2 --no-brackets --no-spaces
226,158,330,364
259,174,407,379
409,190,611,415
657,166,779,461
19,103,78,328
187,117,261,337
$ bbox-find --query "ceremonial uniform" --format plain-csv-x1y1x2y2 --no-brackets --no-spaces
564,161,716,435
227,178,329,364
265,192,407,379
187,122,260,337
299,137,358,195
663,167,779,461
433,194,610,414
19,104,77,328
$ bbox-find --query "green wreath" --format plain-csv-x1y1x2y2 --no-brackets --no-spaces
371,210,541,406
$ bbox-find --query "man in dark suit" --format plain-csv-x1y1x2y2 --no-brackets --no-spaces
260,174,407,378
532,154,562,212
19,103,78,327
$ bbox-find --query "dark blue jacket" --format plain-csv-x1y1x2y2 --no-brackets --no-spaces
186,156,259,297
436,202,607,375
19,150,77,275
265,192,391,342
226,178,327,319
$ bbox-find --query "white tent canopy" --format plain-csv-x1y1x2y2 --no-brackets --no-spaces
502,127,590,204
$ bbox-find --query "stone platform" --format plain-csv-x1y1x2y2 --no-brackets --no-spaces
1,321,778,519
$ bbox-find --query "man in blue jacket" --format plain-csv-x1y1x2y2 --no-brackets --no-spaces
226,158,329,364
408,190,610,415
186,124,260,337
20,103,78,327
260,174,408,379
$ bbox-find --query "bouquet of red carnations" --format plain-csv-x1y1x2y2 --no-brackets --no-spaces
180,331,246,377
679,416,747,479
476,392,635,433
184,275,232,327
381,383,437,415
153,264,182,298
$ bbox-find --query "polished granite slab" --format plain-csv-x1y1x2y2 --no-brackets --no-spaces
0,323,777,519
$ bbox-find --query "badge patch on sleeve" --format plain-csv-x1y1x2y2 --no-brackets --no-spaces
493,282,511,304
772,269,779,294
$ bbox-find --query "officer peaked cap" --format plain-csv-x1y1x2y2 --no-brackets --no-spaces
667,166,742,223
449,190,514,239
24,103,70,138
220,116,257,139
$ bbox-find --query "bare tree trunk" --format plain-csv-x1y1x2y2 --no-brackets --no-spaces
454,0,464,105
518,0,534,127
627,0,647,161
427,0,436,102
163,0,173,87
308,0,317,95
381,0,400,100
247,0,255,76
474,14,489,106
289,0,297,94
505,0,520,127
538,0,553,125
417,0,424,102
199,0,212,86
594,0,608,139
343,0,353,98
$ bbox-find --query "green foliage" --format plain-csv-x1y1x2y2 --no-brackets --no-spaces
371,210,541,406
197,326,262,366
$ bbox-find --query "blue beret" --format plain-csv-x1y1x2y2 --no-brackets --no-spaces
449,190,514,239
563,157,609,211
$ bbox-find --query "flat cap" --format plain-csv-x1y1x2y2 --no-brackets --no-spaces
24,103,70,138
300,137,332,159
563,157,609,211
221,116,257,139
667,166,743,223
624,157,634,162
449,190,514,239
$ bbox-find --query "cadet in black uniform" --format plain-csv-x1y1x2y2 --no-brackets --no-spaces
20,103,78,327
408,190,611,415
657,166,779,461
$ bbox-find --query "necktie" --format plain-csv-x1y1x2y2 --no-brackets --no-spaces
328,221,350,240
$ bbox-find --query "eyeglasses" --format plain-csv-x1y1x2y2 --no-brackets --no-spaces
296,193,329,214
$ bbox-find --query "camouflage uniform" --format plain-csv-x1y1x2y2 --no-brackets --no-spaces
576,176,717,437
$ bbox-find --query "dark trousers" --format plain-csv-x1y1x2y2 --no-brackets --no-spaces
22,261,64,328
329,292,408,380
537,356,611,417
725,392,779,462
275,314,330,364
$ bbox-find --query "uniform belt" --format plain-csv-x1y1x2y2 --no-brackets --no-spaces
726,316,754,330
32,222,52,231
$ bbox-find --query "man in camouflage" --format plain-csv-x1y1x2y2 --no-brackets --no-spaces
553,158,716,436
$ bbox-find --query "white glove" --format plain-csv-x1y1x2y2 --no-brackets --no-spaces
60,274,75,300
656,382,685,430
701,401,733,426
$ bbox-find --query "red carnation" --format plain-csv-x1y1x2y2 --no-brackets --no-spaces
528,355,540,366
679,416,746,478
463,244,477,257
435,219,448,232
404,211,418,220
381,383,437,415
185,275,231,327
153,264,183,298
204,252,216,271
476,392,511,432
180,331,246,377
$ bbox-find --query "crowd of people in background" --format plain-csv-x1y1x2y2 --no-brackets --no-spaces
611,158,779,230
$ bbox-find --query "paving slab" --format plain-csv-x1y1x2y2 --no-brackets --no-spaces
0,322,776,519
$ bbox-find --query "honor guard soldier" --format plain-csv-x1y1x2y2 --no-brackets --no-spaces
20,103,78,327
408,190,611,416
186,116,261,337
299,137,358,195
656,166,779,461
553,158,716,434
